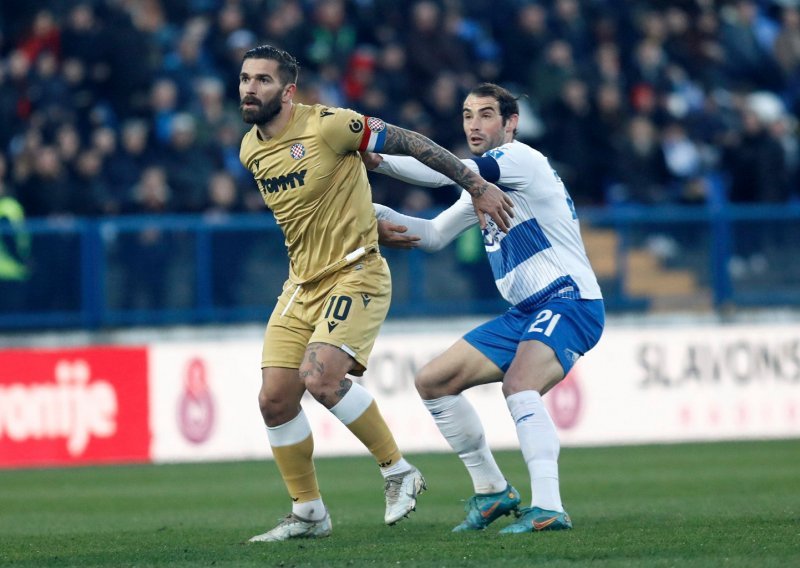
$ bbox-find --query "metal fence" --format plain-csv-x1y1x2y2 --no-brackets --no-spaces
1,203,799,330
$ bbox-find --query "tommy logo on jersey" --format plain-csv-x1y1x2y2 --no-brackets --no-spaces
357,116,387,153
289,143,305,160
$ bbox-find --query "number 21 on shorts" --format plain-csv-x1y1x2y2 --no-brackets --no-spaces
528,309,561,337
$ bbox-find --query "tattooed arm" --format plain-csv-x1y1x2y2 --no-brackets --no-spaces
381,125,514,232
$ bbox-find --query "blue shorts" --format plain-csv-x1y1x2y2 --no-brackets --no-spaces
463,298,605,375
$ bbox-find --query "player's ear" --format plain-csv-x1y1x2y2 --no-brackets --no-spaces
506,114,519,135
282,83,296,102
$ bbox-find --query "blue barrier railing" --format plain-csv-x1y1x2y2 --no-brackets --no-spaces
0,203,798,330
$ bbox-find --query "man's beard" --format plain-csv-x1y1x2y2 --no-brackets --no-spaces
240,91,282,125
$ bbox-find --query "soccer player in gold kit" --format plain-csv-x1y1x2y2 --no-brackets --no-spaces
238,45,513,542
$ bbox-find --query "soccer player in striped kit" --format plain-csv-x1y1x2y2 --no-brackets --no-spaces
238,47,514,542
367,83,604,534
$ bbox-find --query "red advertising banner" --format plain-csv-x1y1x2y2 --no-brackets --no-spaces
0,347,151,468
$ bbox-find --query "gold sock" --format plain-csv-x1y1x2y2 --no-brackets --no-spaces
271,434,321,503
345,400,402,468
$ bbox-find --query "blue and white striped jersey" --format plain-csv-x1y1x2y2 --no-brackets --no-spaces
374,140,603,311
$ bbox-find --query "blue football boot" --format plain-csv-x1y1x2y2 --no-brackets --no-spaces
452,484,521,532
499,506,572,533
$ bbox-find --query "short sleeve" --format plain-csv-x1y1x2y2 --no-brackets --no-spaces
318,107,388,155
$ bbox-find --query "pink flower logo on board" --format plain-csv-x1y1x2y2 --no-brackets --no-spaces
178,358,215,444
546,370,582,430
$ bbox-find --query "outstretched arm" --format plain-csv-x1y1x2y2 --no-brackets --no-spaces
376,219,421,249
364,151,472,188
381,125,513,232
374,197,476,253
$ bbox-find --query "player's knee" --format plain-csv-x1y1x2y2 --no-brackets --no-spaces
258,389,294,426
502,374,556,397
414,365,450,399
304,373,345,408
302,373,325,398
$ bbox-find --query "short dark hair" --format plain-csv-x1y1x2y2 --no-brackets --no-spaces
468,83,520,132
242,45,299,86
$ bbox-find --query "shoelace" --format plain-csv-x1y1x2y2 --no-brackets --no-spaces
277,513,301,526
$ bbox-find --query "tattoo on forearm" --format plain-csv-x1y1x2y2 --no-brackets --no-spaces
383,125,485,196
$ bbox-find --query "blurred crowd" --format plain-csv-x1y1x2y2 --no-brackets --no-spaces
1,0,800,222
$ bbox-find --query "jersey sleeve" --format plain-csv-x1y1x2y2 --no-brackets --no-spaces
318,106,388,155
476,143,532,191
373,191,476,252
375,155,479,188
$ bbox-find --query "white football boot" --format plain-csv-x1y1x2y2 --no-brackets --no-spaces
248,512,332,542
384,466,427,525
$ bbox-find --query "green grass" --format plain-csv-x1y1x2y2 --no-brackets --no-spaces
1,439,799,567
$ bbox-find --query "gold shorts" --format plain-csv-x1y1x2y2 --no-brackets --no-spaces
261,252,391,374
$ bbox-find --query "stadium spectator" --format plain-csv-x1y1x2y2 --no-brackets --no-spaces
369,82,604,534
529,39,578,111
549,0,592,61
160,112,216,213
69,147,109,217
588,82,630,199
541,77,599,205
610,115,673,205
720,0,784,91
304,0,356,72
257,0,306,60
203,170,246,307
119,166,173,309
422,73,466,167
774,5,800,79
17,145,73,218
191,76,239,147
147,77,181,146
17,9,60,65
105,119,155,214
500,3,551,86
405,1,469,87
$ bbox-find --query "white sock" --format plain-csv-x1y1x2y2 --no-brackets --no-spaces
506,390,563,512
293,498,327,521
423,395,507,494
329,381,373,425
379,457,411,478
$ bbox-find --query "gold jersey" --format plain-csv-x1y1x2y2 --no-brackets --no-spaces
240,103,388,284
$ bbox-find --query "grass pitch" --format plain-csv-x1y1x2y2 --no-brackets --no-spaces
1,439,798,567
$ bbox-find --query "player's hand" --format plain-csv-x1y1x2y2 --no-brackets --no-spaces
471,182,514,233
361,151,383,170
377,220,421,249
